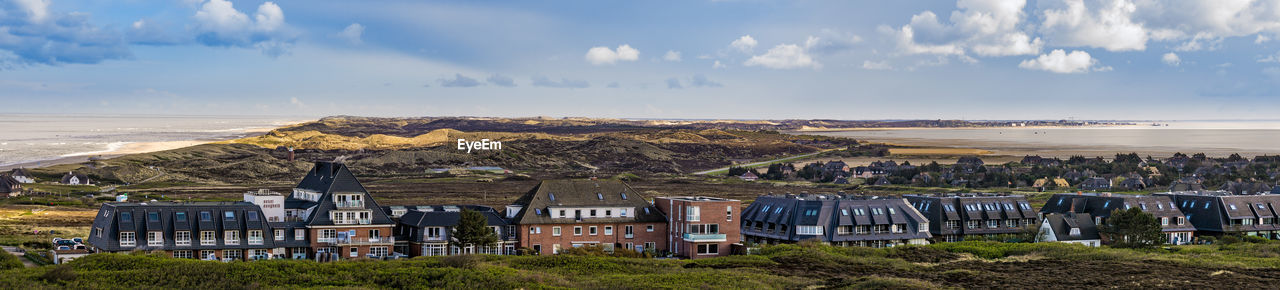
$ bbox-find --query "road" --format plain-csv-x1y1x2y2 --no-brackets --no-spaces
692,150,832,175
2,246,36,268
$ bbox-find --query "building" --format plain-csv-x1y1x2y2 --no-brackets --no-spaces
1156,190,1280,239
0,175,21,197
1220,181,1273,195
904,194,1037,243
741,194,930,248
738,171,758,181
50,249,92,264
1079,177,1112,191
507,179,669,255
61,172,91,185
87,201,280,261
389,205,517,256
1038,212,1101,247
654,196,740,259
288,162,396,260
8,168,35,183
1040,193,1195,244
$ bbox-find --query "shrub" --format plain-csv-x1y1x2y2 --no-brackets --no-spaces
1243,236,1269,244
40,264,76,284
440,255,483,269
0,250,23,270
683,255,777,269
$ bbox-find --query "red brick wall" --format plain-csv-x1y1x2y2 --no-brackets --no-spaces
519,222,667,255
655,197,741,259
309,225,394,258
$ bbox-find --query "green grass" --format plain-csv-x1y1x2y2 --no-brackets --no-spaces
20,184,99,195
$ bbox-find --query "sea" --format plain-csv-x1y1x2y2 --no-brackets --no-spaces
0,114,310,168
804,120,1280,158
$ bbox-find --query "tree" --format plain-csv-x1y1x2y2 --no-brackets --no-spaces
451,209,499,253
1098,207,1164,249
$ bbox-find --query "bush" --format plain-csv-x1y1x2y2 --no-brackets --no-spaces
0,250,23,270
440,255,483,269
683,255,777,269
1243,236,1270,244
40,264,76,284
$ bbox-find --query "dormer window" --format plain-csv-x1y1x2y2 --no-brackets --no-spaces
1229,204,1237,210
247,211,260,222
199,211,211,222
224,211,236,221
120,212,133,222
147,212,160,222
175,212,187,222
549,193,556,202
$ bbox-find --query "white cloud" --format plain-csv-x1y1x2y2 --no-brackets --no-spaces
193,0,295,55
744,44,820,69
13,0,50,23
803,29,863,54
862,60,893,70
1161,52,1180,66
0,0,131,65
289,97,306,109
337,23,365,45
1018,49,1107,73
531,76,589,88
884,0,1041,58
663,50,682,62
487,74,516,87
1259,52,1280,63
730,35,757,52
1039,0,1147,51
712,60,726,69
439,73,482,87
584,44,639,65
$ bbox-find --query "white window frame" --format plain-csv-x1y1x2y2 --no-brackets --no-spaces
224,231,240,245
200,231,216,246
120,232,136,247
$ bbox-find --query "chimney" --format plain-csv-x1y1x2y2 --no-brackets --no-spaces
287,147,295,162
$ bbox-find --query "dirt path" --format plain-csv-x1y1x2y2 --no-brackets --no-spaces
2,246,36,268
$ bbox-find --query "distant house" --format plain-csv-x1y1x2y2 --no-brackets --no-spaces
0,175,21,197
833,176,850,185
874,176,892,186
823,161,850,173
1219,181,1272,195
8,168,35,183
1169,177,1205,192
956,156,984,167
60,172,92,185
905,194,1037,243
1038,212,1101,247
1032,178,1070,189
738,172,759,182
1040,193,1194,245
911,173,932,185
1117,177,1148,190
741,194,931,248
1079,177,1112,191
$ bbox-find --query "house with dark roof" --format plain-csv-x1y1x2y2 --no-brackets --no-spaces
1169,177,1205,191
1220,181,1273,195
0,175,21,197
1037,212,1101,247
390,205,517,256
741,194,930,248
60,172,91,185
285,162,396,260
1079,177,1112,191
1156,190,1280,239
8,168,35,184
655,196,741,259
738,171,758,181
507,179,669,255
905,194,1037,243
87,201,279,261
823,161,850,173
1040,193,1195,244
1118,177,1148,190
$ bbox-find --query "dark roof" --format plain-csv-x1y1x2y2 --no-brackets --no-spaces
509,179,667,225
905,194,1035,236
1156,191,1280,233
395,205,514,243
741,194,930,242
1043,212,1100,241
87,202,279,252
0,175,19,194
1040,193,1194,232
61,172,91,185
8,168,31,178
293,162,394,226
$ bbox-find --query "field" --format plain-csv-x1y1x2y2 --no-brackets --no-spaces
2,241,1279,288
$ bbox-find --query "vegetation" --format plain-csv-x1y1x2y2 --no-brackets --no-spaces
1099,207,1165,249
1,241,1279,288
0,250,22,270
450,209,499,251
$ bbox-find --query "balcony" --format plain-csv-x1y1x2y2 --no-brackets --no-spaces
335,201,365,209
682,233,727,242
319,236,396,245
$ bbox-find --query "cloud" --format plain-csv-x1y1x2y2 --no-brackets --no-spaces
666,78,683,89
531,76,589,88
1259,51,1280,63
713,60,726,69
584,44,639,65
0,0,132,66
193,0,295,56
730,35,757,52
862,60,893,70
289,97,306,109
689,74,722,87
1018,49,1108,73
1039,0,1147,52
438,73,482,87
663,50,681,62
744,44,820,69
486,74,516,87
336,23,364,45
126,19,184,45
803,29,863,54
884,0,1041,58
1161,52,1180,66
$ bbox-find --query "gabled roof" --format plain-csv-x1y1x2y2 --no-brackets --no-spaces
8,168,31,178
294,162,394,226
0,175,20,194
509,179,667,225
87,202,278,252
1043,212,1100,241
741,194,930,242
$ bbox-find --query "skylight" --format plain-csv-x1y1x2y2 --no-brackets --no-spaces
147,212,159,222
175,212,187,222
597,193,604,200
621,192,628,200
120,211,132,222
549,193,556,202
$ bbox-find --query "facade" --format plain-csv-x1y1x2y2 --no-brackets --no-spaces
1156,190,1280,239
904,194,1038,243
61,172,91,185
389,205,518,256
741,194,930,248
8,168,35,183
1040,193,1195,244
1038,212,1101,247
87,201,280,261
654,196,740,259
288,162,396,261
507,179,668,255
50,249,92,264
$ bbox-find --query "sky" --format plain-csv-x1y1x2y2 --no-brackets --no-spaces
3,0,1280,120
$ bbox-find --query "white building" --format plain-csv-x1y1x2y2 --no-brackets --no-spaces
244,189,286,222
1038,212,1101,247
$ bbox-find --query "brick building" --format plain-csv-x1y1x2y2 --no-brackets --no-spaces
507,179,668,255
655,196,740,259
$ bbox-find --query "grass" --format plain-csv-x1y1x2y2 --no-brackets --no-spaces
20,184,100,195
697,149,837,176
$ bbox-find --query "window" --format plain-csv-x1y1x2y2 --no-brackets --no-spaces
552,227,562,236
1230,204,1238,210
597,193,604,200
120,212,133,222
574,226,583,235
946,221,960,229
987,220,999,228
620,209,628,217
147,212,160,222
200,211,211,222
201,231,216,246
173,250,192,259
553,244,561,254
1161,217,1169,225
248,230,263,245
621,192,628,200
295,229,306,241
223,250,243,260
370,247,388,257
146,231,163,246
604,226,613,235
120,232,136,247
726,206,733,221
350,247,359,257
589,226,598,235
275,229,285,241
796,226,823,235
644,242,655,251
200,250,216,260
224,231,240,245
247,211,260,222
892,224,905,233
686,206,701,221
967,221,979,229
1006,219,1018,228
841,209,849,216
605,210,612,216
427,227,444,239
697,244,719,255
590,209,597,217
646,225,654,232
625,225,634,237
175,212,187,222
224,211,235,221
369,229,381,239
175,231,191,246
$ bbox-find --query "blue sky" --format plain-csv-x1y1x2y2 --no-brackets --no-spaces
3,0,1280,120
